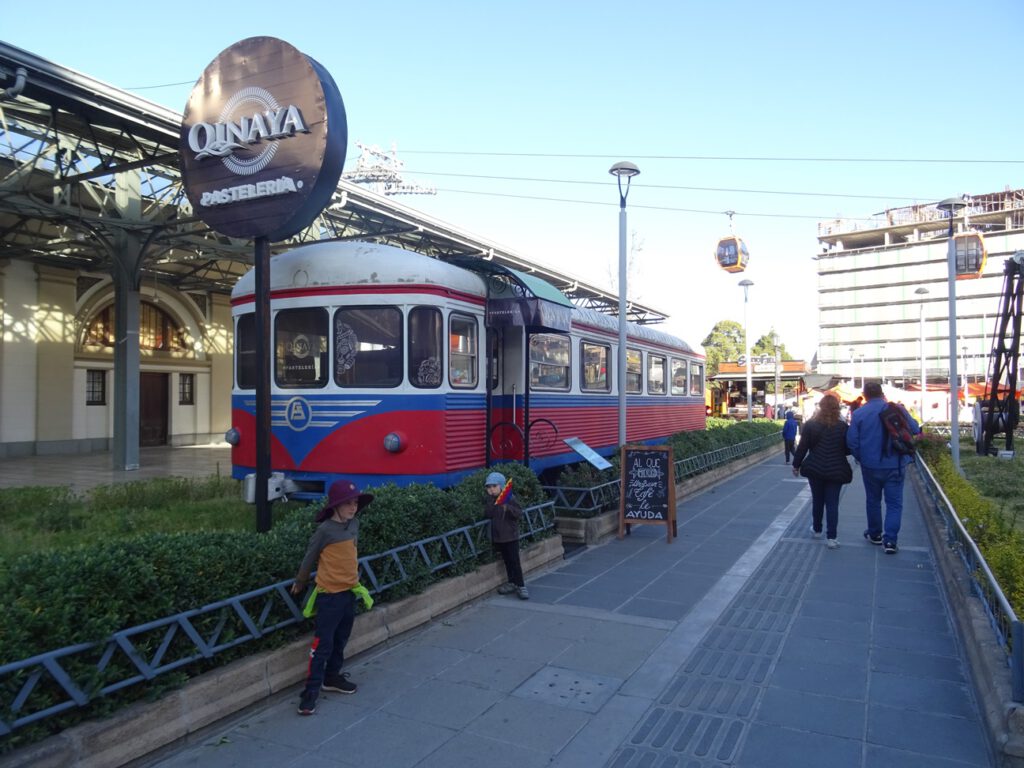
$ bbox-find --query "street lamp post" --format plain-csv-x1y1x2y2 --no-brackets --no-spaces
849,347,855,385
772,332,781,416
915,286,929,425
609,161,640,448
963,344,969,406
739,279,754,421
879,344,886,385
938,196,966,474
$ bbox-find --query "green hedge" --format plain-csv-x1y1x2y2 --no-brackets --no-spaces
550,418,780,516
0,463,548,752
919,435,1024,616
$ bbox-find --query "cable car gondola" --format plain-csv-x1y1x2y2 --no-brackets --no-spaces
716,211,749,273
716,236,749,273
953,231,987,280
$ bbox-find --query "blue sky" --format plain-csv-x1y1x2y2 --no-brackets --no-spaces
7,0,1023,361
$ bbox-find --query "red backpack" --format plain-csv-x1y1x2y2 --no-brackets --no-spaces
879,402,916,456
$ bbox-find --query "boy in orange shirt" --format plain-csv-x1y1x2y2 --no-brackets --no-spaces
290,479,373,716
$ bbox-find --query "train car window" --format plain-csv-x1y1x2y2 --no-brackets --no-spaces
689,362,704,397
333,307,403,388
648,355,666,395
531,333,571,390
488,331,500,391
449,314,479,388
670,357,687,396
626,348,643,394
580,340,610,392
236,313,256,390
409,306,443,388
275,308,329,388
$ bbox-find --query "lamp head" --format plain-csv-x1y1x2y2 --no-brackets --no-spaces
914,286,929,296
608,161,640,178
936,196,967,215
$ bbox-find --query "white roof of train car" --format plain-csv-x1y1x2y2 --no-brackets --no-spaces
232,241,487,301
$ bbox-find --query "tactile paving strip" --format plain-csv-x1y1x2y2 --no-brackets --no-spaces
606,538,819,767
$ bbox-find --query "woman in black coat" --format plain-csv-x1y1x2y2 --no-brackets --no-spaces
792,394,853,549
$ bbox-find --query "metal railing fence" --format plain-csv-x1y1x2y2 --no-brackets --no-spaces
914,458,1024,702
543,432,779,515
0,501,555,736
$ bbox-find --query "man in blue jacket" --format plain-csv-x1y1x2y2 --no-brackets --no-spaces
846,382,920,554
782,411,799,464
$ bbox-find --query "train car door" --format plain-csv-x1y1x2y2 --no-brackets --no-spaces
139,372,168,446
488,326,526,462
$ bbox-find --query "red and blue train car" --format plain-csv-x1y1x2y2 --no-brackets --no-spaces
228,241,705,496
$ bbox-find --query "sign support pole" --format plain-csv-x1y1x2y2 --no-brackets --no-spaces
254,236,272,533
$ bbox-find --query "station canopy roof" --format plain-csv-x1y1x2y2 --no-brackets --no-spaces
0,41,668,325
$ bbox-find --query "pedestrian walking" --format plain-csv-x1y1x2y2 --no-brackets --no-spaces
484,472,528,600
846,381,920,554
792,394,853,549
782,410,799,463
290,479,374,715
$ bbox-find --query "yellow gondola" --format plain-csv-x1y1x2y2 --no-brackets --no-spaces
716,235,749,273
953,231,987,280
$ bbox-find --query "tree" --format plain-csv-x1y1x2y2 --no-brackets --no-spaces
751,329,794,361
701,320,745,378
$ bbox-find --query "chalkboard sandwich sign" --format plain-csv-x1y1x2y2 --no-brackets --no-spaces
618,444,677,542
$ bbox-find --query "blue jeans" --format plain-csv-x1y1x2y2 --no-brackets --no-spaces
807,476,842,539
304,590,355,696
861,466,906,544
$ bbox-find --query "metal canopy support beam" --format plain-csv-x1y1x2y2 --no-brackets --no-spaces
112,243,141,470
111,168,142,470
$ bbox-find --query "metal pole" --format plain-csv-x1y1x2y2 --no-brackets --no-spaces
947,230,962,474
920,300,927,425
254,236,273,532
774,347,781,415
609,161,638,448
618,199,628,447
740,280,753,422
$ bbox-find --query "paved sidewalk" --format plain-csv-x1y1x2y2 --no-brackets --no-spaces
146,456,994,768
0,445,233,492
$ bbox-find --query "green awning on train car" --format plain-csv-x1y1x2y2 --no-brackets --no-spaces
449,258,574,333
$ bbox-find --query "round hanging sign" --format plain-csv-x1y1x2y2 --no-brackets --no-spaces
179,37,347,241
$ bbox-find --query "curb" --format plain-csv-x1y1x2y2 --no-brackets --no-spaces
0,536,564,768
911,471,1024,767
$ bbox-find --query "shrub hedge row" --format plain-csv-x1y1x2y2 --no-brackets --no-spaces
0,462,544,752
918,435,1024,616
553,418,781,504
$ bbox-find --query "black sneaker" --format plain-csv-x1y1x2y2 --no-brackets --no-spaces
864,532,883,545
884,540,898,554
297,690,317,715
322,673,357,694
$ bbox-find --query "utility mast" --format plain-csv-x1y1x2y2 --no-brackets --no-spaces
342,141,436,197
976,251,1023,457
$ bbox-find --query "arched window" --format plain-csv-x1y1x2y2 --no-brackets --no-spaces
84,302,187,351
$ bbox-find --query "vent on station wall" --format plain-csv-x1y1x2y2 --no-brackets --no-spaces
76,276,103,301
188,293,209,319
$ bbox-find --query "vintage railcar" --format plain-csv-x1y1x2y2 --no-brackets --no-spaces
228,241,705,495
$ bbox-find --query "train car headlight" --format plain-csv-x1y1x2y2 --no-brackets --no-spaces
224,427,241,446
383,432,405,453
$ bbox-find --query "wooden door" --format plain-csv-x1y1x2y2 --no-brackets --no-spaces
140,372,168,446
